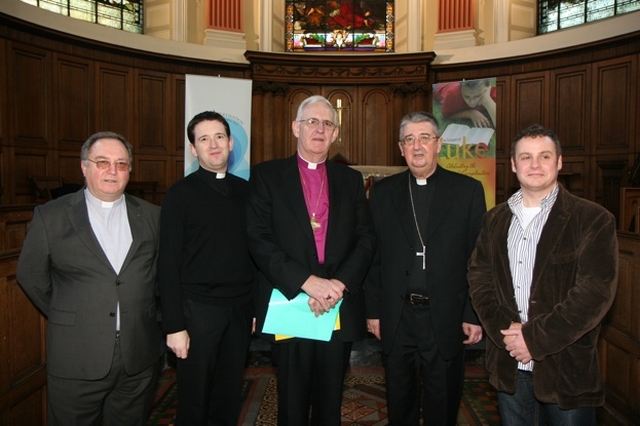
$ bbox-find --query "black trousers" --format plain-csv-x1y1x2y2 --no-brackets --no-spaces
384,303,464,426
271,337,352,426
175,298,252,426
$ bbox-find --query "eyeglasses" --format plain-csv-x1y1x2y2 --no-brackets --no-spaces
401,134,438,145
298,118,337,130
86,158,130,172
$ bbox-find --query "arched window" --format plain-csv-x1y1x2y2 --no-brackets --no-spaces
539,0,639,34
285,1,394,52
20,0,143,33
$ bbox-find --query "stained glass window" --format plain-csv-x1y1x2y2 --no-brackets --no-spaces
20,0,143,34
285,1,394,52
539,0,639,33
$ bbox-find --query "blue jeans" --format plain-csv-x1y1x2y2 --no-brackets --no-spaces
498,370,596,426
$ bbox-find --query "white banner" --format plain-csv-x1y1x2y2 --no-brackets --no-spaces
185,75,252,180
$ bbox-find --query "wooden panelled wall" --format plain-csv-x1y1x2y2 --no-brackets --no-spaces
0,14,249,207
602,232,640,425
1,12,639,426
1,14,639,213
0,207,43,426
430,37,640,215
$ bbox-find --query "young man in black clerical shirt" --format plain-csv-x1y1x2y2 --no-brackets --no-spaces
157,111,255,426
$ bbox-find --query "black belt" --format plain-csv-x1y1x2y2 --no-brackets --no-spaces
115,331,121,341
406,293,429,306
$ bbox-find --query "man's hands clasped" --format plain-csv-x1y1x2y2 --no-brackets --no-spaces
501,322,532,364
301,275,345,317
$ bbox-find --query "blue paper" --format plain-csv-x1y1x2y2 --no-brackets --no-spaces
262,288,342,341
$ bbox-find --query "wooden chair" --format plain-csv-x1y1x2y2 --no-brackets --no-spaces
30,175,64,202
126,181,159,205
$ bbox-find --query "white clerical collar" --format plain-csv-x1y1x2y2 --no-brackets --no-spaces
413,168,438,186
216,172,226,179
84,188,124,209
298,153,326,170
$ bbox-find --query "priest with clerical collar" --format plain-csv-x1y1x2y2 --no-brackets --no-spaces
247,95,376,426
365,111,486,426
157,111,256,425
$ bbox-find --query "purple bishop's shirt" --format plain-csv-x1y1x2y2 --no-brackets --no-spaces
297,154,329,264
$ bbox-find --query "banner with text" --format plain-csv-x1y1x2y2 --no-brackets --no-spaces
433,78,497,208
185,75,252,180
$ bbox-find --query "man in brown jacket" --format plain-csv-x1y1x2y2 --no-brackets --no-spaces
467,124,618,426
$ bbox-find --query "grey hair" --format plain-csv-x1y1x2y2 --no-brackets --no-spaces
398,111,440,140
295,95,338,125
81,131,133,163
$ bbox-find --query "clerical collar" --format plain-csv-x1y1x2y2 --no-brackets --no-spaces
412,167,438,186
84,188,124,209
197,166,231,196
197,166,226,179
298,153,326,170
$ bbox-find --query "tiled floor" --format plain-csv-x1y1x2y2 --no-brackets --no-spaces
247,335,486,369
160,336,489,426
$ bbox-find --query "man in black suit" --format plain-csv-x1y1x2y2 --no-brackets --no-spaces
17,132,162,426
247,95,376,425
365,111,486,425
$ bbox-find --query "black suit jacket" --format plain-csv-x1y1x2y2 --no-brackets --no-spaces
365,166,486,359
247,155,376,342
17,189,163,379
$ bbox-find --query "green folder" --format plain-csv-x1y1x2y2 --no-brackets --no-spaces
262,288,342,341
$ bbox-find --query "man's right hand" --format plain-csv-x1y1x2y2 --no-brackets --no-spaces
167,330,190,359
301,275,342,313
367,319,381,340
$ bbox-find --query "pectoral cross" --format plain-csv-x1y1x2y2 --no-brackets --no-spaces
416,245,426,270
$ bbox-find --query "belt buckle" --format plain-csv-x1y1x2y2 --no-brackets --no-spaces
409,293,428,305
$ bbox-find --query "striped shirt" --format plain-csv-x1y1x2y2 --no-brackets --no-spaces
506,184,559,371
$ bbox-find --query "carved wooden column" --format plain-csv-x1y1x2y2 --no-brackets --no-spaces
434,0,478,49
251,82,290,163
389,83,431,164
203,0,246,50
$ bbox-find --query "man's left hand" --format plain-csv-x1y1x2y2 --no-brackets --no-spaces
462,322,483,345
501,323,532,364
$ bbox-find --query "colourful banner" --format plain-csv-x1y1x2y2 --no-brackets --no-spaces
185,75,252,180
433,78,497,208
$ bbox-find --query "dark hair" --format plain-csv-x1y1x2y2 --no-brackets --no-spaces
461,78,492,90
186,111,231,144
81,131,133,163
511,124,562,157
398,111,440,140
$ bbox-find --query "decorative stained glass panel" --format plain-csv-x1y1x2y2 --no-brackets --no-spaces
20,0,143,33
285,1,394,52
539,0,639,34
